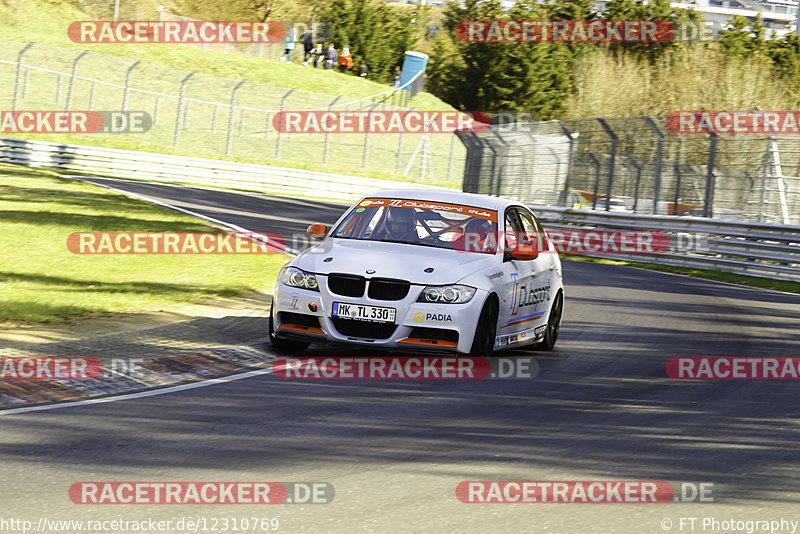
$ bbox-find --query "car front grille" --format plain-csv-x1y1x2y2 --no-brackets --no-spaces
367,279,410,301
327,274,366,297
331,318,397,339
327,274,412,301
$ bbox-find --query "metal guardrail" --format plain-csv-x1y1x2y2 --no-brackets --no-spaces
3,133,796,281
532,206,800,282
0,136,452,201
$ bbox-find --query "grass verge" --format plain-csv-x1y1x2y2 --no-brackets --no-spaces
0,162,287,323
562,254,800,294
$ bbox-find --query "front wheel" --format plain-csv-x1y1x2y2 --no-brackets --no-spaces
534,291,563,351
469,296,498,357
268,299,310,352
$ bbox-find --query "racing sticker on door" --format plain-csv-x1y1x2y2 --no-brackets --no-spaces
505,272,550,328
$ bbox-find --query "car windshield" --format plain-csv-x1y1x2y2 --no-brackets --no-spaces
331,197,499,253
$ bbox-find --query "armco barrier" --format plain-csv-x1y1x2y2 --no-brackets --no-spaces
2,134,797,282
0,136,452,201
532,206,800,282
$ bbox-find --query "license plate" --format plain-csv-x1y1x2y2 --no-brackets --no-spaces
331,302,396,323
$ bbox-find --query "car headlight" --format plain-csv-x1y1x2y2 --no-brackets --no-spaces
417,284,476,304
282,266,319,291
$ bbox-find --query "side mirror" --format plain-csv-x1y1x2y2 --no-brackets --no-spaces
509,243,539,261
306,223,328,240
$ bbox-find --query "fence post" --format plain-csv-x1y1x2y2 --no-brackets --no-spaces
173,72,195,148
362,102,379,168
703,131,718,218
597,118,618,211
557,121,576,207
89,82,96,110
275,89,295,159
673,163,682,215
55,76,63,104
323,96,341,165
395,129,404,173
629,157,643,212
183,102,191,129
153,97,160,125
122,60,141,115
644,116,665,215
120,60,142,132
212,106,219,133
226,80,246,156
446,133,456,183
22,69,30,99
66,50,89,111
588,153,601,210
12,43,34,112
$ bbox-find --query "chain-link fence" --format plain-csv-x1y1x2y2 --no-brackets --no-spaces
0,40,464,185
458,117,800,224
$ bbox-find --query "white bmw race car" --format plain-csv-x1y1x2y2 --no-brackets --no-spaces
269,189,564,356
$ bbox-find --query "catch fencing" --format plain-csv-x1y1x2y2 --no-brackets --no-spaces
459,117,800,225
0,40,462,185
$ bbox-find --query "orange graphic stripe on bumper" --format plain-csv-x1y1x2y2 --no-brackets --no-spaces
397,337,458,348
278,323,324,335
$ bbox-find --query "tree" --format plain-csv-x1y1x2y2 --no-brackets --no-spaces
601,0,705,62
718,14,766,58
321,0,423,82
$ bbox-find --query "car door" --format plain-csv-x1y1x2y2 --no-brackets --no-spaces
517,206,556,309
495,207,539,340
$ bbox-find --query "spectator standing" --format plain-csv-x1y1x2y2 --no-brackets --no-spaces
281,27,297,63
300,31,314,67
358,60,368,78
392,65,401,88
311,44,323,68
338,47,354,73
324,44,337,70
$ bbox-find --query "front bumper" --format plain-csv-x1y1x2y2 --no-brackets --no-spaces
272,275,486,354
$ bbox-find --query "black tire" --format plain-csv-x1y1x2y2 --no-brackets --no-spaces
469,296,498,357
268,299,310,353
534,291,563,351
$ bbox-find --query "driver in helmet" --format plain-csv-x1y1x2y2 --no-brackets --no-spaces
383,207,419,243
463,217,494,253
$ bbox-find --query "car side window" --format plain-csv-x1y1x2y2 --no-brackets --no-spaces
504,208,523,237
518,208,545,250
503,208,525,255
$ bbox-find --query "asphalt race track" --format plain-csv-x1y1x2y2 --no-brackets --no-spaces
1,178,799,533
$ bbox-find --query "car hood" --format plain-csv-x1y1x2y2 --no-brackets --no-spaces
294,238,497,285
